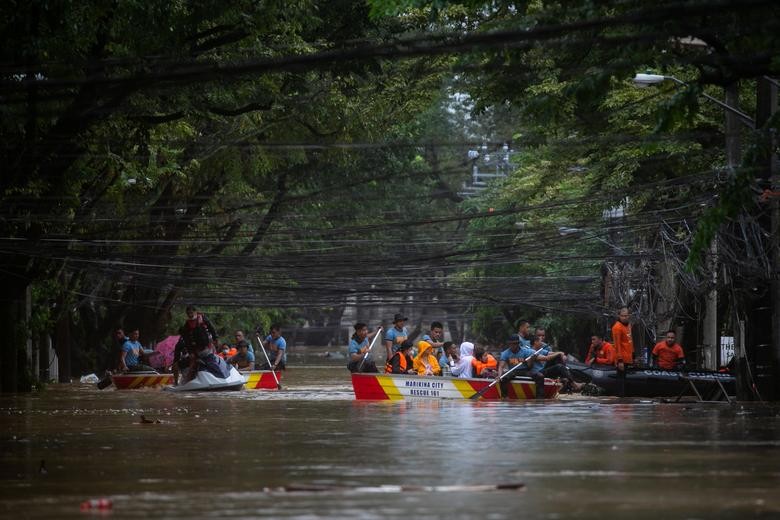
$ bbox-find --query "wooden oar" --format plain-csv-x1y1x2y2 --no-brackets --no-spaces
256,333,282,390
357,326,383,371
469,346,545,400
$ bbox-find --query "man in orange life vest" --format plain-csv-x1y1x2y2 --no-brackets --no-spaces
585,334,616,366
386,340,415,374
652,330,685,370
611,307,634,396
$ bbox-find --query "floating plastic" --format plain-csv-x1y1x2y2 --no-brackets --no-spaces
80,498,112,511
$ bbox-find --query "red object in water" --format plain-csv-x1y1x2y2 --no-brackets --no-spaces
80,498,112,511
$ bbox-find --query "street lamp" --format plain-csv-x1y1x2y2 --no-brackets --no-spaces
632,73,755,128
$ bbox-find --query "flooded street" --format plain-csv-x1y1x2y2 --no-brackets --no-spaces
2,366,779,519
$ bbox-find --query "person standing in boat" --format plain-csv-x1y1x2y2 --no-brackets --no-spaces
413,340,441,376
516,320,532,348
611,307,635,396
385,340,415,374
422,321,445,359
260,324,287,370
652,330,686,370
383,314,409,361
498,334,545,397
177,305,219,384
179,305,219,353
347,322,380,373
585,335,616,366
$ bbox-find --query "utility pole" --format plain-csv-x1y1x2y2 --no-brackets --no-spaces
755,77,779,399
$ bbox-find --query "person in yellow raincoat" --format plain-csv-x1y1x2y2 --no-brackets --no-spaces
413,340,441,376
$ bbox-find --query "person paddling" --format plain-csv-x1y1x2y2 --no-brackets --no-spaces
347,322,380,373
498,334,545,398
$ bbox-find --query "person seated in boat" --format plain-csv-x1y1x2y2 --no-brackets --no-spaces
439,341,458,376
228,340,255,371
385,340,416,374
498,334,545,397
413,340,441,376
258,324,287,370
585,335,616,366
217,342,237,360
192,344,232,379
117,329,156,373
450,342,475,379
384,313,409,362
652,330,686,370
233,330,255,366
347,322,380,373
472,346,498,378
526,334,581,394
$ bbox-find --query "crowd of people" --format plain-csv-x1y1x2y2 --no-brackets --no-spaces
347,308,688,398
109,305,288,386
108,304,687,392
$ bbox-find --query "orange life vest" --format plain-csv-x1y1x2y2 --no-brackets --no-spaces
385,352,410,373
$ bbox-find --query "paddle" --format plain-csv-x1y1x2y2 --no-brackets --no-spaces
469,346,546,400
357,326,383,372
255,332,283,390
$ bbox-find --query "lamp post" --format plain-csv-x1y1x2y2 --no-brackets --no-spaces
633,74,755,128
632,72,757,371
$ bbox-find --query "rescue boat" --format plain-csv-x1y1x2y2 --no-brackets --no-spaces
240,370,283,390
567,361,736,398
351,373,560,400
110,372,174,390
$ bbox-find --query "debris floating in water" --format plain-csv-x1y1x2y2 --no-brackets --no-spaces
80,498,112,511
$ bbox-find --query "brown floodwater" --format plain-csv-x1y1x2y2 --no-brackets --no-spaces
1,366,779,519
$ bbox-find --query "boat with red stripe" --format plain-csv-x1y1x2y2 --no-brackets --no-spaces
240,370,283,390
351,373,559,400
111,372,174,389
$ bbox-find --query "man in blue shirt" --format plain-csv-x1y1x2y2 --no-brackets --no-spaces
118,329,155,372
496,334,545,399
347,322,380,373
438,341,457,375
516,320,532,348
262,324,287,370
234,330,255,366
383,314,409,361
525,331,580,394
422,321,445,358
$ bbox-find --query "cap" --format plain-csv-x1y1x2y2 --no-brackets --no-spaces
393,313,408,322
506,334,521,343
398,339,414,350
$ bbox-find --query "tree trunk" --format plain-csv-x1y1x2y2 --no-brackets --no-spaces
54,305,72,384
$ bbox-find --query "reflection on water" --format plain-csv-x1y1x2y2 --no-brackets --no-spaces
1,366,779,519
